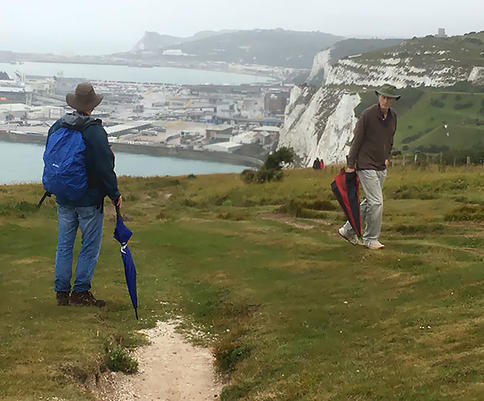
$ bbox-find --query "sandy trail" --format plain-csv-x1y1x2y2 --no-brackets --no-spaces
97,321,223,401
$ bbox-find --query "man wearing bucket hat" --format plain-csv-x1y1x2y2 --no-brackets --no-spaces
46,82,122,306
338,84,400,249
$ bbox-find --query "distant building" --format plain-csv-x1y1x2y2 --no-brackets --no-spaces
205,125,233,141
27,106,64,120
105,121,153,137
205,142,243,153
436,28,447,38
264,91,290,116
0,103,29,120
0,81,32,105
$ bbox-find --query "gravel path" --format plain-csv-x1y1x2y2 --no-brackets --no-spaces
96,321,223,401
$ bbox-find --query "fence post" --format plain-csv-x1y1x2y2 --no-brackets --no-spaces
466,156,471,167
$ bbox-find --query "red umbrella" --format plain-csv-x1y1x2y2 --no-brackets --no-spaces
331,168,361,237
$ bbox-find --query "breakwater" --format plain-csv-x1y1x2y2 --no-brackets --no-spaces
0,132,263,168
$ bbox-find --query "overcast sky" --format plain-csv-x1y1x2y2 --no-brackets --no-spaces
2,0,483,55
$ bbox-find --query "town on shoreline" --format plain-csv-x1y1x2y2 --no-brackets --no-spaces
0,63,297,168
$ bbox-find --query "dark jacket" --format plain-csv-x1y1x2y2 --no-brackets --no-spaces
47,112,121,207
347,104,397,171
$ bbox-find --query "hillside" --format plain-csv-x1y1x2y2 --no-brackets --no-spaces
306,38,406,85
354,86,484,153
326,32,484,87
1,167,483,400
280,31,484,166
130,30,235,52
127,29,344,69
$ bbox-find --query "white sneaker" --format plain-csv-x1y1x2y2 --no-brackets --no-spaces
338,227,360,246
363,239,385,249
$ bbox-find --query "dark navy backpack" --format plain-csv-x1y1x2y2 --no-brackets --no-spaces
41,127,88,202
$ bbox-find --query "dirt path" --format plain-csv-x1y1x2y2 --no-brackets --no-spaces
97,321,223,401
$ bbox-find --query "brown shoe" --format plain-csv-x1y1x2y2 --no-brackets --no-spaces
56,291,70,306
70,291,106,307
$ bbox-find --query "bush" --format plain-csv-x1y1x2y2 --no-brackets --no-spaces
263,147,295,170
106,346,138,374
430,98,445,108
454,102,473,110
241,169,256,183
241,147,294,184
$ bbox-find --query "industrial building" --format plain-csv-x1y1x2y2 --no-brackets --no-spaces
206,125,234,141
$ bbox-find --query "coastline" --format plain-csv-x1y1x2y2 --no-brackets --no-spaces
5,56,282,81
3,54,309,82
0,132,263,168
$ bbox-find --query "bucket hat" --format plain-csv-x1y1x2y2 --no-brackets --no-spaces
66,82,104,111
375,84,401,100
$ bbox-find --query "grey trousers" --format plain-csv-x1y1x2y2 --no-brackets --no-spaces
343,169,387,241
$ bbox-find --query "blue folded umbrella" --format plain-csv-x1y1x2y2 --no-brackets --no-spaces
113,207,138,320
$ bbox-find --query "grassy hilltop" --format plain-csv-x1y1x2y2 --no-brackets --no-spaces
355,86,484,155
0,166,483,400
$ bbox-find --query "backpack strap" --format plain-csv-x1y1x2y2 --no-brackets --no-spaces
37,191,52,208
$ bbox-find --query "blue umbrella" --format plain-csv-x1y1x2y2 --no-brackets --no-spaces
113,206,139,320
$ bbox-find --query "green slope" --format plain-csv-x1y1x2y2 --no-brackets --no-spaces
350,31,484,69
355,88,484,152
1,168,483,400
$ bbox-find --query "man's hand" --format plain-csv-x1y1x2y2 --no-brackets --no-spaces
113,195,122,208
346,167,356,173
385,159,389,168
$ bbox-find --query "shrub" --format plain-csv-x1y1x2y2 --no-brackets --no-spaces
454,102,473,110
106,346,138,374
430,98,445,108
241,147,294,184
241,169,256,183
263,147,295,170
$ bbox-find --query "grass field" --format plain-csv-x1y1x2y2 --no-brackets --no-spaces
0,166,483,400
355,87,484,154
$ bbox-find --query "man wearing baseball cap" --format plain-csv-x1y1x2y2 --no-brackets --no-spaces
338,84,401,249
47,82,122,306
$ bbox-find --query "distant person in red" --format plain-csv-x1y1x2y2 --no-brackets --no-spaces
319,159,325,169
312,158,321,170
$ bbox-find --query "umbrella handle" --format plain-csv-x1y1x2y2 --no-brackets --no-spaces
115,205,121,218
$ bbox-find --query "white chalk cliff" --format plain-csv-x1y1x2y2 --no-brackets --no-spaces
279,35,484,167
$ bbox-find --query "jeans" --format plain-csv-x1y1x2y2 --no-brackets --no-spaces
54,204,104,293
343,169,386,241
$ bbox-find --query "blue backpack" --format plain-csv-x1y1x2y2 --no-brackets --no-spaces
42,127,88,202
